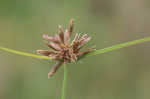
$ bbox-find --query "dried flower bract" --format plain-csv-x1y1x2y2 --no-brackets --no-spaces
37,19,95,78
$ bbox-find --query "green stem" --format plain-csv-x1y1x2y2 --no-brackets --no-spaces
61,64,68,99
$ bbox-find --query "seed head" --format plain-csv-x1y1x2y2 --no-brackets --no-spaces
37,19,95,78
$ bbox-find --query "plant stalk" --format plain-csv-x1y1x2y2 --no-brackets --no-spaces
61,64,68,99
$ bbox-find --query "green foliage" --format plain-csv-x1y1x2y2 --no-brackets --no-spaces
88,37,150,56
0,46,50,60
1,37,150,60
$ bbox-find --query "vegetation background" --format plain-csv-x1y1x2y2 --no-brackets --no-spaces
0,0,150,99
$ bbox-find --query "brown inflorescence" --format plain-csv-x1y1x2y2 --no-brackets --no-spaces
37,19,95,78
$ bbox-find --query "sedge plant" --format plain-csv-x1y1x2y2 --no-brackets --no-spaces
0,19,150,99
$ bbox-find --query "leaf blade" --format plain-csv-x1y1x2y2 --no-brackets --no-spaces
0,37,150,60
0,46,50,60
87,37,150,56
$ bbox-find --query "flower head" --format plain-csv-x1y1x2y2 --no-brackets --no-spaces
37,19,95,78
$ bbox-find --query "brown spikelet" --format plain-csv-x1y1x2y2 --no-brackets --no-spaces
58,25,64,43
69,19,74,37
48,61,63,79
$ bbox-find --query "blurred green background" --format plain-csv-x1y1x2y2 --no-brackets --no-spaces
0,0,150,99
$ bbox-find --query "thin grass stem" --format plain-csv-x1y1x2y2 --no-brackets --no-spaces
61,64,68,99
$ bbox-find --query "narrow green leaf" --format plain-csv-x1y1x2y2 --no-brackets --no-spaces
0,46,50,60
87,37,150,56
0,37,150,60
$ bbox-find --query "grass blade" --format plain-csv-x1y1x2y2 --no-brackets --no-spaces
0,37,150,60
0,46,50,60
87,37,150,56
